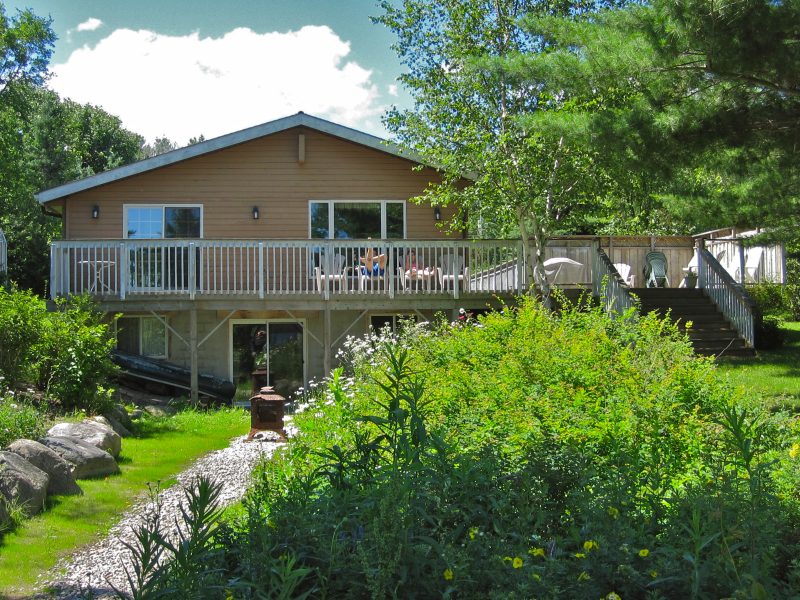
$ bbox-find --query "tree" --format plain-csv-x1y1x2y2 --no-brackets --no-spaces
374,0,622,302
518,0,800,241
0,4,54,92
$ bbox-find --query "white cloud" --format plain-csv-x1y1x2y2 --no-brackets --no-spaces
49,26,384,144
388,83,398,96
76,18,103,32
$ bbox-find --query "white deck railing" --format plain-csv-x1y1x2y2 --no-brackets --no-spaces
697,248,755,347
50,239,542,300
702,237,785,285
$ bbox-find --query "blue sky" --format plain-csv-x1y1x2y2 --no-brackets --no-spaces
5,0,407,143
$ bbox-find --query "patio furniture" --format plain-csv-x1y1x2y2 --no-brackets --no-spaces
612,262,635,287
644,251,670,288
438,254,469,291
544,257,583,282
738,247,764,283
315,253,350,293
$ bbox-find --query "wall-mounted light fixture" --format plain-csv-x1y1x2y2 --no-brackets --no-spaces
434,206,442,221
91,205,100,219
252,206,260,220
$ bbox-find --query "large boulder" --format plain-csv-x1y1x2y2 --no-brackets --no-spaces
47,421,121,458
91,414,131,438
105,404,134,432
39,436,120,479
8,439,82,496
0,451,49,516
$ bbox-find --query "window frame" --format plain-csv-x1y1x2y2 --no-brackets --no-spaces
123,204,204,239
308,200,406,240
115,315,168,359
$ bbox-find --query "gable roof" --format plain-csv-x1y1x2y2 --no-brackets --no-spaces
36,112,428,204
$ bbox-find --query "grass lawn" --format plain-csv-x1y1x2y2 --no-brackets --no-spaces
716,321,800,410
0,407,249,598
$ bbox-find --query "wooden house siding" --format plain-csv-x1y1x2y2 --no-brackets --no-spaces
58,128,457,241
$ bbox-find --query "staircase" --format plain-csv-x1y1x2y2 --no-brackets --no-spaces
632,288,755,357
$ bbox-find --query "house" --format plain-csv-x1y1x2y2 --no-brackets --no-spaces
36,112,522,402
37,114,782,398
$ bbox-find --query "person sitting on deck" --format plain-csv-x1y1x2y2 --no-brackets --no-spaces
360,244,386,276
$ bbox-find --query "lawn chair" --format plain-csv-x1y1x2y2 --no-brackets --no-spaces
315,253,350,293
738,247,763,283
612,263,635,287
643,251,670,288
438,254,469,291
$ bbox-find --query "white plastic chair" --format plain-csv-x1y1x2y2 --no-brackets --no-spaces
612,263,634,287
315,253,350,293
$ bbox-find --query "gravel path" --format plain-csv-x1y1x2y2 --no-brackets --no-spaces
38,434,282,599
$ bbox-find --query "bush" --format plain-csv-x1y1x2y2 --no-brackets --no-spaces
0,392,46,449
35,295,117,414
0,287,47,387
135,300,800,598
0,289,116,414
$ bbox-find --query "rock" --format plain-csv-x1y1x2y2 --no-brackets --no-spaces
0,451,49,516
143,405,176,418
39,436,120,479
0,497,8,526
129,409,144,420
91,414,131,438
106,404,134,432
8,439,82,496
47,421,122,458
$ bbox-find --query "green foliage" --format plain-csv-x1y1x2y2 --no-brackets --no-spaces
0,392,45,448
0,286,46,386
0,288,116,413
521,0,800,240
35,294,117,413
130,301,800,597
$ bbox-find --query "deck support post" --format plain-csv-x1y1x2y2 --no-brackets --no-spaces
323,305,331,376
190,307,199,404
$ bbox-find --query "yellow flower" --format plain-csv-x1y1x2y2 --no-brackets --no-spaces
468,526,479,540
650,570,658,578
638,548,650,558
583,540,599,552
512,556,523,569
574,552,586,558
529,547,546,557
443,568,454,581
606,593,622,600
790,443,800,459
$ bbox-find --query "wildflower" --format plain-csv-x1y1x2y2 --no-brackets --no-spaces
443,568,454,581
790,443,800,459
606,593,622,600
469,526,479,540
583,540,599,552
650,570,658,578
512,557,523,569
638,548,650,558
528,547,546,558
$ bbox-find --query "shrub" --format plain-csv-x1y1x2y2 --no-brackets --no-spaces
35,295,117,414
0,287,47,387
133,299,800,598
0,392,45,448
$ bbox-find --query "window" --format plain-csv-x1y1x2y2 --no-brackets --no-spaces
116,316,167,358
309,201,405,239
125,205,202,239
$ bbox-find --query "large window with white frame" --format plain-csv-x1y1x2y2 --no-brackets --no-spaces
309,200,405,239
124,205,202,290
116,315,167,358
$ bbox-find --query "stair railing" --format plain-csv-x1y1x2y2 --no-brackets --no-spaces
593,244,635,317
697,247,756,348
